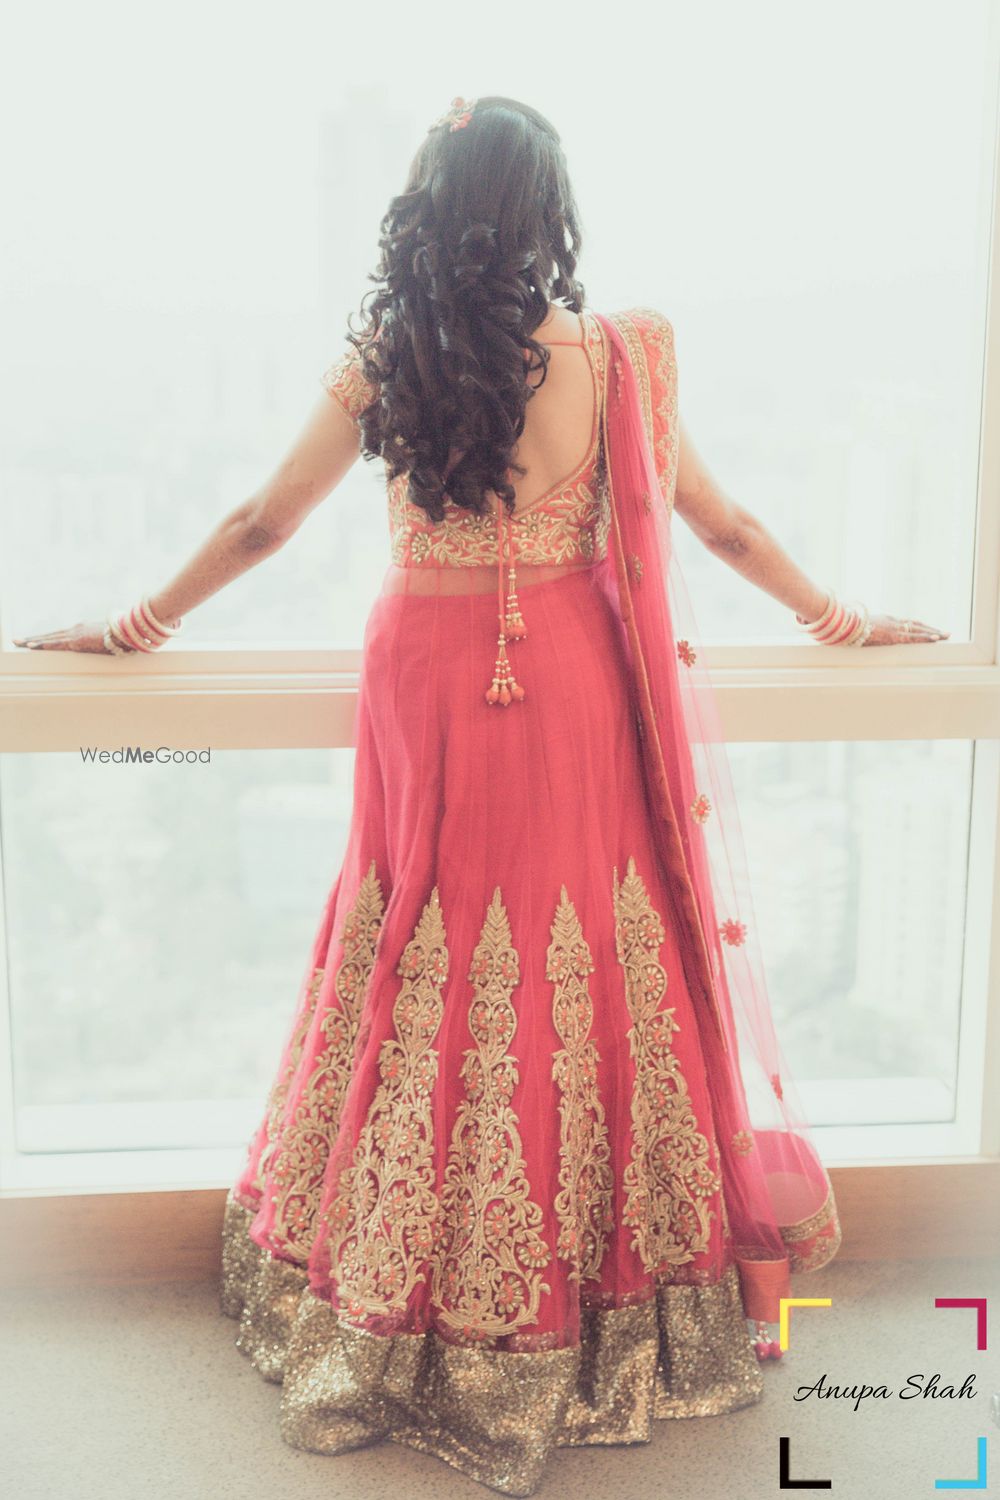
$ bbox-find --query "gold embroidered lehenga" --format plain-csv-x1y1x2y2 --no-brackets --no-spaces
219,306,841,1496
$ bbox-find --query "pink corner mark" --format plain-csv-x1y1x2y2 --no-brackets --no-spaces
935,1297,988,1350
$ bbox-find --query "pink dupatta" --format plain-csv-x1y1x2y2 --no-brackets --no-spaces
593,311,841,1323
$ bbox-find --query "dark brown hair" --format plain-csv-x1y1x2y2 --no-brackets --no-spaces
344,96,586,523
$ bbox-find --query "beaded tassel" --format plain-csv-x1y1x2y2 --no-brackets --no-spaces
485,633,524,706
485,496,525,705
504,561,527,639
752,1318,783,1361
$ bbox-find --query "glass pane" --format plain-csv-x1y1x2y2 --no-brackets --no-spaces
1,739,973,1152
628,4,995,643
1,749,354,1151
727,739,972,1124
0,3,991,648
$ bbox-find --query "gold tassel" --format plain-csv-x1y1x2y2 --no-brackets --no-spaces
485,496,526,705
504,561,527,639
485,633,525,706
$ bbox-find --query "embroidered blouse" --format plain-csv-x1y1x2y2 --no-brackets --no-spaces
320,306,677,569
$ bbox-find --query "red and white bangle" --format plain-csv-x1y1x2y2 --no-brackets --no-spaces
796,590,872,647
137,596,181,642
796,589,837,638
105,597,183,655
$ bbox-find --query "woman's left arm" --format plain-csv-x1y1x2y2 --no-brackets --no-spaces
13,390,363,653
672,417,948,645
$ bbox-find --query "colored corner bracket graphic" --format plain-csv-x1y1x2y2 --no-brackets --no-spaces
778,1297,832,1352
935,1298,988,1351
934,1435,988,1491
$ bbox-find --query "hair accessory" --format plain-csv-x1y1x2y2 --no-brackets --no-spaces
430,96,477,132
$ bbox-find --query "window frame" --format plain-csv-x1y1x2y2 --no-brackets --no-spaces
2,53,1000,1195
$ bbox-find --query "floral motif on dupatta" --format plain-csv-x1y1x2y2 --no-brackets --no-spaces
607,307,679,514
614,856,721,1272
432,889,552,1338
323,887,449,1318
266,861,385,1258
547,887,614,1282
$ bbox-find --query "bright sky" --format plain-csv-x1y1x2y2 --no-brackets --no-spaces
0,0,994,640
0,0,991,311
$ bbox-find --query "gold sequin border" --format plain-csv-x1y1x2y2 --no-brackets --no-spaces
221,1191,763,1496
780,1183,843,1272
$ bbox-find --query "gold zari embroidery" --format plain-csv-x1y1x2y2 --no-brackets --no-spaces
547,886,614,1281
268,862,385,1259
251,968,324,1199
614,856,720,1273
386,309,610,570
221,1193,764,1497
432,889,551,1338
321,346,377,423
387,469,611,569
323,887,449,1318
780,1185,843,1272
320,306,681,571
608,307,678,514
389,307,611,564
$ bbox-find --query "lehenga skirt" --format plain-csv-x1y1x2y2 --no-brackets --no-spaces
220,559,765,1497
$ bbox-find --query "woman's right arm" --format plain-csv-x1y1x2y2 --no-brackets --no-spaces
144,388,364,625
14,385,365,652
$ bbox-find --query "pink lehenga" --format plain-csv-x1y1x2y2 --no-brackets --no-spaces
220,306,841,1496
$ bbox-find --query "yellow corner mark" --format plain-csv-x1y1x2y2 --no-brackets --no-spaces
778,1297,832,1351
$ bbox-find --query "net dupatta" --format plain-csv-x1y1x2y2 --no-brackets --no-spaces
592,311,841,1324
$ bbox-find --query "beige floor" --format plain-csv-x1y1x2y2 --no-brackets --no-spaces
2,1254,998,1500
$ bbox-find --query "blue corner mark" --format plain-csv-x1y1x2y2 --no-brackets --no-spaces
934,1436,988,1490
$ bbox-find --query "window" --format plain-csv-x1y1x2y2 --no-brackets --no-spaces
1,4,998,1192
730,740,984,1155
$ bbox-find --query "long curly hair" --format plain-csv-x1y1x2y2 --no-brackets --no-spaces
344,96,587,524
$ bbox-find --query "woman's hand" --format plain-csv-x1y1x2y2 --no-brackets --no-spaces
10,385,364,655
862,613,949,646
12,622,115,653
674,421,951,647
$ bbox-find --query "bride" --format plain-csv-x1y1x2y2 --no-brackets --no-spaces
14,93,947,1498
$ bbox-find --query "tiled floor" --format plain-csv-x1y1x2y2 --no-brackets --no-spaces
2,1255,998,1500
